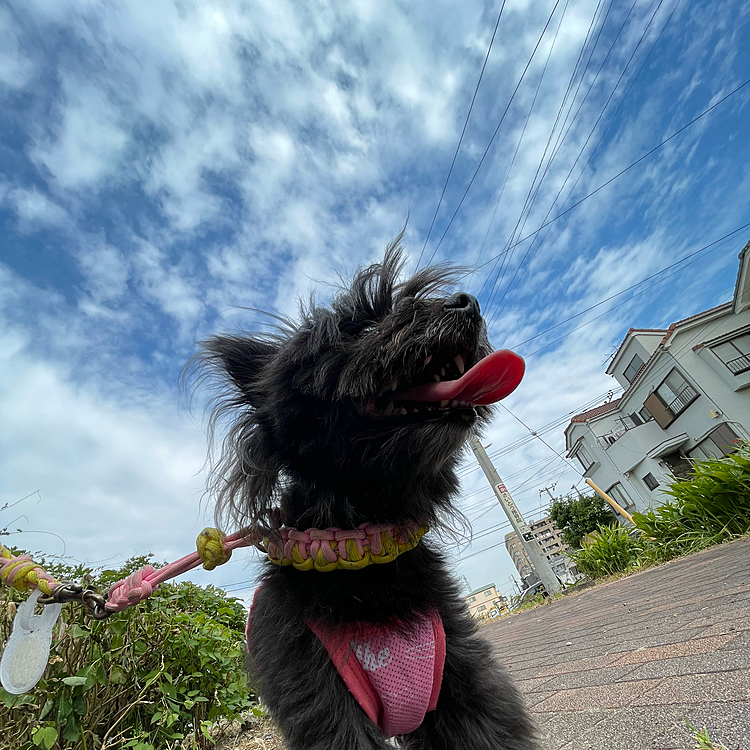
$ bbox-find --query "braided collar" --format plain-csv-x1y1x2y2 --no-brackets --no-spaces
264,523,427,572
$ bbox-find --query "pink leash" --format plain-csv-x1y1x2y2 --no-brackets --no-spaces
104,528,262,613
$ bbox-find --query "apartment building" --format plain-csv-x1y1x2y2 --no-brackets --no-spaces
505,515,575,587
564,239,750,513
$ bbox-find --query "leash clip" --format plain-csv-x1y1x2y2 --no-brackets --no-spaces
38,582,111,620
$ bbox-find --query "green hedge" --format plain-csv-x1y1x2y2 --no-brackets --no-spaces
570,445,750,579
0,554,256,750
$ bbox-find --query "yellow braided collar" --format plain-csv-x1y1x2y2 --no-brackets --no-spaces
264,523,427,572
0,546,57,595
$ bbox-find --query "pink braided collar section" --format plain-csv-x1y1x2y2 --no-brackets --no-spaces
266,523,418,565
104,528,262,613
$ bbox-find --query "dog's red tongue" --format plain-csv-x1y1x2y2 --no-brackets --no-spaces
396,350,525,406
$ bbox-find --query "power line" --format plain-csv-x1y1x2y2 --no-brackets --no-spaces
416,2,507,268
471,77,750,281
470,0,575,276
505,222,750,354
486,0,673,323
424,0,564,266
456,387,622,478
524,0,684,286
484,0,657,324
481,0,638,316
519,223,750,359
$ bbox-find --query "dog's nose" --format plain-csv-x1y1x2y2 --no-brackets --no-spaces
443,292,481,319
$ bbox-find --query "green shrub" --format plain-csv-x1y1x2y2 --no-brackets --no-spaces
633,443,750,550
569,524,644,577
0,552,256,750
548,493,616,548
571,445,750,579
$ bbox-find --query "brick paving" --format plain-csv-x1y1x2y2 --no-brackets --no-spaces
482,537,750,750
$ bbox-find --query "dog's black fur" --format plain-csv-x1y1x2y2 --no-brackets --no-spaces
196,242,537,749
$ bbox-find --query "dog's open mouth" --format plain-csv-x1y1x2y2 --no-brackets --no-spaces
363,350,525,418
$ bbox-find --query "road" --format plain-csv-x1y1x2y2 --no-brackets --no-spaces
482,537,750,750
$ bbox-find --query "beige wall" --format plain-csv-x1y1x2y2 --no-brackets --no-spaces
465,584,507,618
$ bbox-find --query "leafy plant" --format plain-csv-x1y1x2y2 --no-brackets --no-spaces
0,552,256,750
633,444,750,552
568,523,644,577
683,719,730,750
548,493,617,548
570,445,750,580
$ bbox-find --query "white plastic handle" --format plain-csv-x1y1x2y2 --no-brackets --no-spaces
1,589,62,694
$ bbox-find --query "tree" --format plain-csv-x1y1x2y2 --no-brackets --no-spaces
549,493,616,548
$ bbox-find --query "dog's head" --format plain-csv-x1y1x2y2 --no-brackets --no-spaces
195,241,523,531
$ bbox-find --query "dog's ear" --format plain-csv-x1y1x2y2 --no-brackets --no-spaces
203,335,279,393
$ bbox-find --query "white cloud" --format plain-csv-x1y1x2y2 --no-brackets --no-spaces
6,187,68,230
134,241,204,326
0,8,34,89
31,81,129,189
0,327,208,565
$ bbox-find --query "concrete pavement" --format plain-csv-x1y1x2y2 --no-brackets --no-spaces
482,537,750,750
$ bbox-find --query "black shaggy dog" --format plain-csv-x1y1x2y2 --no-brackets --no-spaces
196,242,537,750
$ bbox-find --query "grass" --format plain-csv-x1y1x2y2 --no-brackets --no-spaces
683,720,731,750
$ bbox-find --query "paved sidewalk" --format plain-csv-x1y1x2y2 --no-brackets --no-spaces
482,537,750,750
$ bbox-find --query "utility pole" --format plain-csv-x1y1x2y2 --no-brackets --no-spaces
540,484,557,504
469,434,561,595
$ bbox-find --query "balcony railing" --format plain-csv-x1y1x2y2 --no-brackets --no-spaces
726,353,750,375
667,384,698,415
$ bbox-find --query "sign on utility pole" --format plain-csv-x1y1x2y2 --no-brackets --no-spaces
469,433,561,595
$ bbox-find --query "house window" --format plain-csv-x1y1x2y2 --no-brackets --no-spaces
628,412,643,427
711,335,750,375
468,596,476,603
606,483,635,511
638,406,653,423
643,473,659,490
575,444,594,472
623,354,645,383
644,369,699,428
477,605,486,613
688,424,741,461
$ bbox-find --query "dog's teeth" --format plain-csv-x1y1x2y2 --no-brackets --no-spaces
451,399,459,407
440,400,449,408
390,379,398,391
423,355,432,365
454,354,465,374
434,374,441,382
384,402,395,416
399,407,408,415
440,367,445,376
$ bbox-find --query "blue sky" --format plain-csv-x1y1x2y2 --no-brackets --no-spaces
1,0,749,603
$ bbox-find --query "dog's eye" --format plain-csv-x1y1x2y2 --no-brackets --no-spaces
339,319,377,337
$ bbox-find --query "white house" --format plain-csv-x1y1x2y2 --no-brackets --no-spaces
564,239,750,514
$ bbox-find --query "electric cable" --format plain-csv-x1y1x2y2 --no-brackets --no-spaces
424,0,564,266
416,1,508,268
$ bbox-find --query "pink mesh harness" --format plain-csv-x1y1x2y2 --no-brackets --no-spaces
308,614,445,738
246,595,445,738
